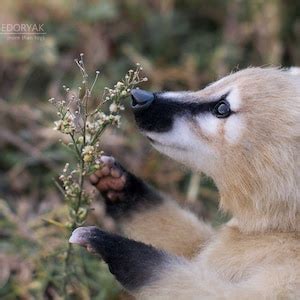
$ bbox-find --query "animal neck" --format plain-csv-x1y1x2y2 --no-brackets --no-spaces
214,165,300,234
221,190,300,233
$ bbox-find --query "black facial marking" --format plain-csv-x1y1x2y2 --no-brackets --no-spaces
104,168,163,220
82,227,168,291
133,92,230,133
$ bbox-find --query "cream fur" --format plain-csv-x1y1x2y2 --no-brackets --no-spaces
118,67,300,299
197,113,220,137
226,87,241,111
146,67,300,232
224,114,244,144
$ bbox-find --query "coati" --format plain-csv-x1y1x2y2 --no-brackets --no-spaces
69,67,300,299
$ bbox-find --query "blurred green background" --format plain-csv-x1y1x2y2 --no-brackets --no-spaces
0,0,299,299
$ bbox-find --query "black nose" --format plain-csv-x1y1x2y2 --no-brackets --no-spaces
131,89,154,112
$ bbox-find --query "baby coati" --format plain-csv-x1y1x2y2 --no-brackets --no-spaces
70,67,300,299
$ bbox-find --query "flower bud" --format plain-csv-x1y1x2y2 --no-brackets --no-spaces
109,103,118,113
77,136,84,144
79,85,86,100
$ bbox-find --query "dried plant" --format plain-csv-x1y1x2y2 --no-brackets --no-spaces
49,54,147,297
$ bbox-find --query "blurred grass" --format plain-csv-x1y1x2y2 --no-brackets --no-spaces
0,0,299,299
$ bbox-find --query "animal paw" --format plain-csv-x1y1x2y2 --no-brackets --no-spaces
90,156,127,202
69,226,100,253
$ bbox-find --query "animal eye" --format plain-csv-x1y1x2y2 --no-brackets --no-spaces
212,100,231,118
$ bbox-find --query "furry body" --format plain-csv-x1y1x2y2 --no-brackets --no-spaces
70,68,300,299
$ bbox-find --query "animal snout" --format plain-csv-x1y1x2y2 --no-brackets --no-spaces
131,89,154,112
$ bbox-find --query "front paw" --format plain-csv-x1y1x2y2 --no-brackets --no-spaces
69,226,101,254
69,226,168,291
90,156,127,202
89,155,162,219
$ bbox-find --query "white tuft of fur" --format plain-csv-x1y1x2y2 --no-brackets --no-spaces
196,113,220,137
227,87,241,111
224,115,244,144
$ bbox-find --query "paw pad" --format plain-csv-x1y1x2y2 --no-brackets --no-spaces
90,156,127,202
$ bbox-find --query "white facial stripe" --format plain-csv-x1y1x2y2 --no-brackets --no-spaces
146,118,197,149
159,91,191,100
227,87,241,111
145,118,217,174
224,115,244,144
196,113,220,137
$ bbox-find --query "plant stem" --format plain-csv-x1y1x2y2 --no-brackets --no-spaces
70,134,81,160
63,242,73,299
63,89,88,298
75,160,85,222
62,158,85,298
91,123,108,146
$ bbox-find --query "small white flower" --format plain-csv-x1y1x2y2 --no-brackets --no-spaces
77,136,84,144
82,145,95,155
98,112,109,123
116,81,124,89
63,163,69,173
54,120,63,131
109,103,118,113
55,115,76,134
110,115,121,127
82,145,95,163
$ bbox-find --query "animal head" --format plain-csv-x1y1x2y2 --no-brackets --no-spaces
131,68,300,232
